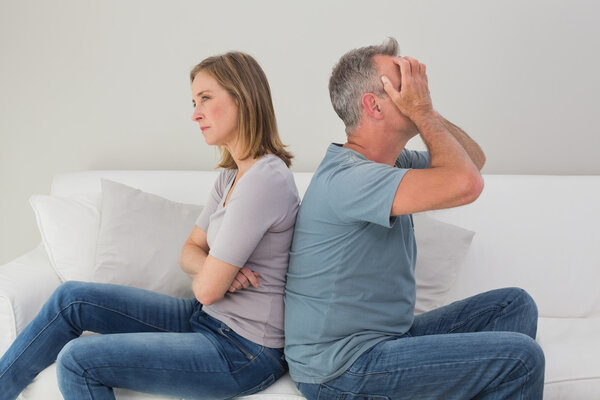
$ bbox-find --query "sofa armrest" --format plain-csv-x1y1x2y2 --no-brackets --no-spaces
0,244,61,356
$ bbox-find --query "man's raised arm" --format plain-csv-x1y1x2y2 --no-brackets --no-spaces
381,56,484,216
436,112,486,170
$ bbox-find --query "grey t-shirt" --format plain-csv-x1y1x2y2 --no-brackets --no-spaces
195,154,299,348
285,144,430,383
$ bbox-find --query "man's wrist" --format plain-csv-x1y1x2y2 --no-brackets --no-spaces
411,110,443,134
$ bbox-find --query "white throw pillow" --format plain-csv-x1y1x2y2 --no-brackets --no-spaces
93,179,202,298
29,193,102,282
413,214,475,314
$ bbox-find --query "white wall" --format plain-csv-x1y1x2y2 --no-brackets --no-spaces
1,0,599,265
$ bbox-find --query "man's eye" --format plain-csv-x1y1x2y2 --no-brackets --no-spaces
202,96,210,101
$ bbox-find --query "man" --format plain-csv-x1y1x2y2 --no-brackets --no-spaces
284,38,545,399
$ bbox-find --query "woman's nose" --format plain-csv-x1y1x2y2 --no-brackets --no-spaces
191,107,203,122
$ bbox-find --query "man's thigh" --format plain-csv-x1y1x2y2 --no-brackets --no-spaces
409,287,538,338
304,331,542,400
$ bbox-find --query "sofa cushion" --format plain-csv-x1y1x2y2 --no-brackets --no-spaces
93,179,202,298
537,316,600,399
31,174,474,311
29,193,102,282
413,214,475,314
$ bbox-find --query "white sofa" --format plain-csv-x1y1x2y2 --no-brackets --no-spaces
1,170,599,400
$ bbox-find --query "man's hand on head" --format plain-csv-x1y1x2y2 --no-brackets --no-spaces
381,56,435,124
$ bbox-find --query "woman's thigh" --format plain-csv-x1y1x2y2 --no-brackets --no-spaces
57,329,285,399
0,282,198,400
48,280,198,334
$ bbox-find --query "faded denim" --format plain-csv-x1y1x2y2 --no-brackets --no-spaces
297,287,545,400
0,281,286,400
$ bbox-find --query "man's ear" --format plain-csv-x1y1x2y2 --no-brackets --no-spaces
361,93,383,120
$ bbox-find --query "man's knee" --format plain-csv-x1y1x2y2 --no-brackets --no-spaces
506,333,545,382
512,288,538,317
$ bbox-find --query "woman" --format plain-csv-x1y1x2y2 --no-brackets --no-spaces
0,52,299,399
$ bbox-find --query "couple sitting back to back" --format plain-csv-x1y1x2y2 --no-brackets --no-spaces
0,38,544,400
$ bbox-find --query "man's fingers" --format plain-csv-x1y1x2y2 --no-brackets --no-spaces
404,57,422,75
381,75,399,98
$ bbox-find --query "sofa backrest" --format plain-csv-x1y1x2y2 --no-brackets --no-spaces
51,171,600,318
422,174,600,318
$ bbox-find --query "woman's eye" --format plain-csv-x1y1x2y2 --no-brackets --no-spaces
201,96,210,101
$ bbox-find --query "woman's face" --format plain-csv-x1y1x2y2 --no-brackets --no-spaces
191,71,239,149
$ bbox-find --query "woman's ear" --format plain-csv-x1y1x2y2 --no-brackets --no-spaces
361,93,383,120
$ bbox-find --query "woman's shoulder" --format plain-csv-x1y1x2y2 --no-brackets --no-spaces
251,155,294,182
243,155,298,198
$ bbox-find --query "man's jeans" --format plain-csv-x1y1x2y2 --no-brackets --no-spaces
0,281,287,400
297,287,545,400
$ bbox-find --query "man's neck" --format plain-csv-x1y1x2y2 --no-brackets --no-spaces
343,130,409,166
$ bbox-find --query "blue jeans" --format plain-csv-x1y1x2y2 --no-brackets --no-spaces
297,287,545,400
0,281,287,400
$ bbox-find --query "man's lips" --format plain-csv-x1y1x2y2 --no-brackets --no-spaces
200,126,210,132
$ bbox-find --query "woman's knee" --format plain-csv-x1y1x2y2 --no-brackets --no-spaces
56,338,85,382
51,281,92,304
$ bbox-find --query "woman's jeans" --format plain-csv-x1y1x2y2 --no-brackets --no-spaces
0,281,287,400
297,287,545,400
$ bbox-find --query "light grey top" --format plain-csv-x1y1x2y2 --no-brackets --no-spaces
195,154,299,348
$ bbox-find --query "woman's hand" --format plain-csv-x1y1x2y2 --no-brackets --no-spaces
228,267,260,293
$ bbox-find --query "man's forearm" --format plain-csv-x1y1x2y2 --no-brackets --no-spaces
436,112,486,170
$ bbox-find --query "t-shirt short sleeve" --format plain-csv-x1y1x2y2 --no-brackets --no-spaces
208,165,296,268
195,170,231,231
396,149,430,169
326,153,409,227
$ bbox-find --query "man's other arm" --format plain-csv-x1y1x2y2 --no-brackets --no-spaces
436,112,486,171
381,57,484,216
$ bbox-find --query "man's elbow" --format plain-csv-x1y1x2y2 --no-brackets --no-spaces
477,153,487,171
460,171,484,205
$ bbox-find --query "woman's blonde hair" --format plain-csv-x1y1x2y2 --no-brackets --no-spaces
190,52,293,169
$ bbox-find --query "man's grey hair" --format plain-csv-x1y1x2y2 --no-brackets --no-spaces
328,37,399,134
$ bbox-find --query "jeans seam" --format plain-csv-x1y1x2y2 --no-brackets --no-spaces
65,301,172,332
67,350,94,400
230,347,265,375
345,356,530,377
80,364,241,375
262,349,286,373
233,374,275,397
446,306,504,333
218,327,255,359
474,356,531,399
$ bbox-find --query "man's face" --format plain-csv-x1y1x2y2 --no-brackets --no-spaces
372,54,418,136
